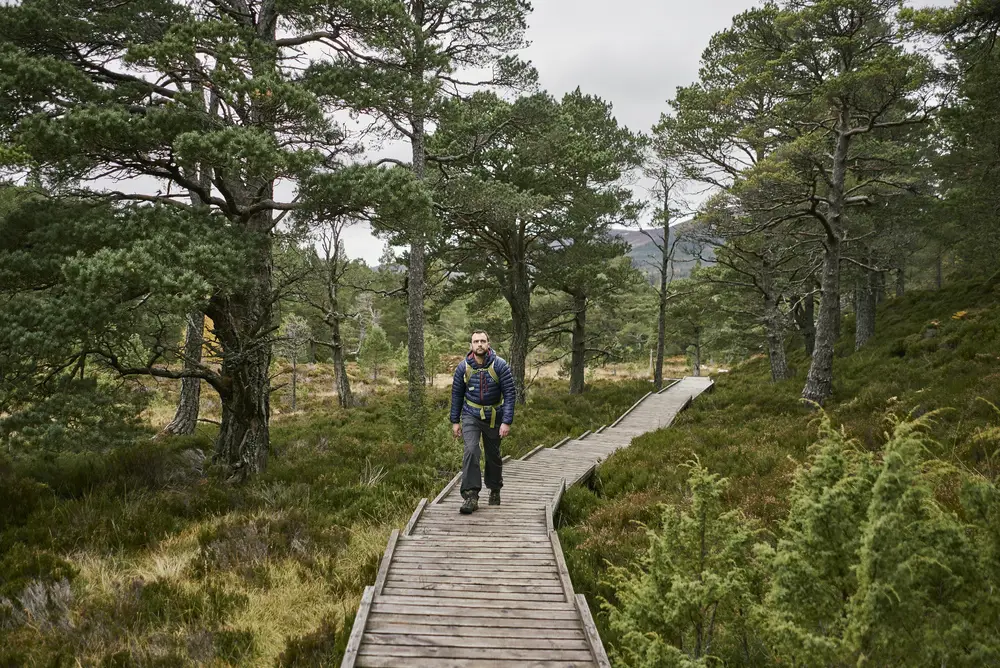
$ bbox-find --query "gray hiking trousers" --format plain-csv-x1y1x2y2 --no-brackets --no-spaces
460,412,503,499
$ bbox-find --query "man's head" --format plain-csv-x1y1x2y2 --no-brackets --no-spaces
470,330,489,357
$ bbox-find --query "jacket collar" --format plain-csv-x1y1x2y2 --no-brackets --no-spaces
466,347,495,369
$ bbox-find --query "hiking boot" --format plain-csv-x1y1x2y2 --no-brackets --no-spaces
488,489,501,506
460,495,479,514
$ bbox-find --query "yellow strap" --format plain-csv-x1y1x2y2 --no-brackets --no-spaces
465,399,502,428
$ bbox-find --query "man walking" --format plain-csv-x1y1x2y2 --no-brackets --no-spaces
450,330,516,514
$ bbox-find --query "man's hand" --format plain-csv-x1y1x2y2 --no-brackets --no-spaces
452,423,462,439
499,423,510,438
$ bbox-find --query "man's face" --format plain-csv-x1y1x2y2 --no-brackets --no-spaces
470,334,489,356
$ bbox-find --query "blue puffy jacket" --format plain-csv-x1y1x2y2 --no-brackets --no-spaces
449,348,516,426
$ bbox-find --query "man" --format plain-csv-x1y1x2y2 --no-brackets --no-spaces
450,329,516,514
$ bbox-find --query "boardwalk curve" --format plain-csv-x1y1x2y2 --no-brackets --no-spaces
343,376,715,667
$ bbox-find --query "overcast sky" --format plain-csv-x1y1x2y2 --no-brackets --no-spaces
341,0,948,264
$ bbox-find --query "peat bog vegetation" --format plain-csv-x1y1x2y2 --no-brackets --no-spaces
558,279,1000,666
0,378,649,666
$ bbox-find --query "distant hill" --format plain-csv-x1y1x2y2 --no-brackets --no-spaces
614,222,714,281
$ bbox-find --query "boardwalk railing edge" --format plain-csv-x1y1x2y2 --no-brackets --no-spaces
609,390,652,428
340,585,374,668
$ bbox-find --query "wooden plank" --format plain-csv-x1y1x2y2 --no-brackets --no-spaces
341,585,375,668
545,503,554,533
610,390,652,428
372,529,399,596
550,529,575,600
375,596,577,612
383,580,565,594
356,655,595,668
576,593,612,668
363,622,585,639
363,633,590,650
390,557,557,567
357,644,595,661
387,573,563,587
376,591,571,605
577,430,592,440
365,613,584,630
431,471,462,505
594,424,607,434
409,529,548,538
371,597,580,626
550,436,571,449
389,565,560,576
400,536,550,544
400,535,550,543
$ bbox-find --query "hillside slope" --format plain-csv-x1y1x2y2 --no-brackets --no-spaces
559,278,1000,665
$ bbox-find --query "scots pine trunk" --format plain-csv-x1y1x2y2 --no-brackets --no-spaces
407,117,427,421
854,269,877,350
803,241,842,404
211,238,274,480
159,312,204,437
764,294,790,382
569,292,587,395
936,247,943,289
692,330,702,377
803,122,850,405
793,291,816,357
895,267,905,297
506,255,531,405
654,219,670,390
326,279,353,408
331,319,353,408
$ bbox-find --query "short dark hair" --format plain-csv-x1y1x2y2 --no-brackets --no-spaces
471,329,489,342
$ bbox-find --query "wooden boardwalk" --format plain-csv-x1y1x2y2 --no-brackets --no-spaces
343,376,715,667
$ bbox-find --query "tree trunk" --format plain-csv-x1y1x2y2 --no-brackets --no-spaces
763,295,790,382
692,329,702,377
895,267,905,297
406,118,428,424
936,246,943,289
506,257,532,405
854,269,877,350
803,239,841,404
569,292,587,395
793,291,816,358
158,312,204,437
290,358,297,411
874,270,886,305
210,215,274,480
803,121,850,405
654,218,670,390
327,283,353,408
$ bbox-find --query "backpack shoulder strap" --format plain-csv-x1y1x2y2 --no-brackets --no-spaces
464,360,473,384
486,360,499,384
